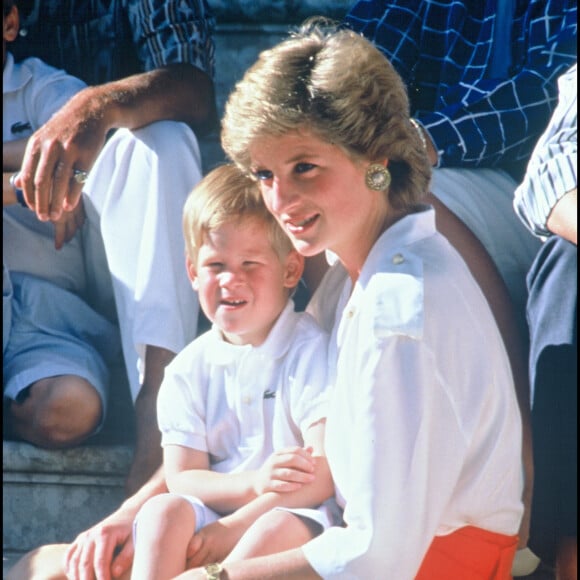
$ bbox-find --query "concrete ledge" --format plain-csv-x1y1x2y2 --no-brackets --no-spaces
3,441,132,553
3,440,133,475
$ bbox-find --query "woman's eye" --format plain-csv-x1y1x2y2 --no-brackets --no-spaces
295,162,315,174
253,169,273,181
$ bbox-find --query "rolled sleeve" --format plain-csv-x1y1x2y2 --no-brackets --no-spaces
127,0,215,77
514,64,577,237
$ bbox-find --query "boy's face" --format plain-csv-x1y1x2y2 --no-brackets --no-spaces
187,216,303,346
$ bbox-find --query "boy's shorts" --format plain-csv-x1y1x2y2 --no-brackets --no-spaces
3,272,121,432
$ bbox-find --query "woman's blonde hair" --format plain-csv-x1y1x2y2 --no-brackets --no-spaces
183,163,295,266
222,18,431,210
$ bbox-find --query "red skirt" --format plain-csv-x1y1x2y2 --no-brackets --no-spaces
415,526,518,579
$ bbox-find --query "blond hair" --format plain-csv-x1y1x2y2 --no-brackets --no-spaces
222,18,431,210
183,164,295,266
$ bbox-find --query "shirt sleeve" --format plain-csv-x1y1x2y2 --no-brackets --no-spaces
513,64,577,238
126,0,216,77
302,337,468,578
157,352,208,451
287,318,331,434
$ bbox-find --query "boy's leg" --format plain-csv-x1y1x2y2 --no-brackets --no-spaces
225,510,322,561
6,544,69,580
131,494,197,580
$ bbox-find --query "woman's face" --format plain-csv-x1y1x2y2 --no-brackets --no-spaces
249,130,388,274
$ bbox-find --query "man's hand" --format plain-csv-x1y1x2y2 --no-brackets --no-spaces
254,446,316,496
53,200,86,250
18,88,109,222
63,508,135,580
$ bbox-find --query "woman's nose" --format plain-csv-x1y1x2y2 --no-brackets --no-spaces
268,177,298,214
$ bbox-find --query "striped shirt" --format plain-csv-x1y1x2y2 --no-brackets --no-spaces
10,0,215,86
514,63,577,238
344,0,577,172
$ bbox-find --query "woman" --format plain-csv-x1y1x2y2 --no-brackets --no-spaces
175,19,524,580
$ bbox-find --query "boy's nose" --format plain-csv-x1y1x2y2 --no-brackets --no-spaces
218,269,243,287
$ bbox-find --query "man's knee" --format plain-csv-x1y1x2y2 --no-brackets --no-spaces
9,376,102,447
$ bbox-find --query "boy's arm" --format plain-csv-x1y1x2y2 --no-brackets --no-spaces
184,420,334,566
165,442,320,514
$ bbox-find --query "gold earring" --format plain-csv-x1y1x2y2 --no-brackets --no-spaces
365,164,391,191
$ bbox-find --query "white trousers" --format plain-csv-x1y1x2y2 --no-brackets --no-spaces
3,121,203,400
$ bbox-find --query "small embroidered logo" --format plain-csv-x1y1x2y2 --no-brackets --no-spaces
11,121,32,134
263,390,276,399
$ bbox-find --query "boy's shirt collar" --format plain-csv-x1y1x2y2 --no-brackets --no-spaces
206,299,299,366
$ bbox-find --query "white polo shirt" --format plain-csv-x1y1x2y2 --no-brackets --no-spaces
157,300,330,473
304,206,524,578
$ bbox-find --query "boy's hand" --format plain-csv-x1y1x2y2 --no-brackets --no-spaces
254,446,316,495
185,518,242,569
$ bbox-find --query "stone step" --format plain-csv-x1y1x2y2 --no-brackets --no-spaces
3,441,133,554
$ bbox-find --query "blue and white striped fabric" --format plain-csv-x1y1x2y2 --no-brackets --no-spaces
514,63,577,238
344,0,577,169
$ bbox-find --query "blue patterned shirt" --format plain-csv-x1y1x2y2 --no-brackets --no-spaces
10,0,215,86
344,0,577,173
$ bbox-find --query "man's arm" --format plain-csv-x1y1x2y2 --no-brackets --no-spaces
514,64,577,242
345,0,577,168
16,63,217,222
547,188,577,245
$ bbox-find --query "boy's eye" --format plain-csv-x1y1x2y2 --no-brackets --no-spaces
253,169,273,181
295,162,315,174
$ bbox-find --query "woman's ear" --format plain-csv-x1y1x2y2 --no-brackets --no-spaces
3,6,20,43
283,250,305,289
185,256,199,291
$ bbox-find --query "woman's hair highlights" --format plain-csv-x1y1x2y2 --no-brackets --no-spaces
222,18,431,210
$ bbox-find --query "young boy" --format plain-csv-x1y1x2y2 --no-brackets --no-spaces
130,164,335,580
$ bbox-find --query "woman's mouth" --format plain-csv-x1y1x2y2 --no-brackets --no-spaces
286,213,318,234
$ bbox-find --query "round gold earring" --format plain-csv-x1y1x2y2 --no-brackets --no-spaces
365,163,391,191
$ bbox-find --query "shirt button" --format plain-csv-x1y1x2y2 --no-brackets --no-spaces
242,395,252,405
392,253,405,265
346,308,355,318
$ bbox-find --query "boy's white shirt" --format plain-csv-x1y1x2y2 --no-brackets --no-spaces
157,299,330,473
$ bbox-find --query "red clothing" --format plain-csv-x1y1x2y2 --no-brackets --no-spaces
415,526,518,579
